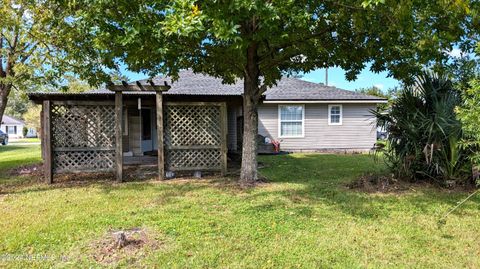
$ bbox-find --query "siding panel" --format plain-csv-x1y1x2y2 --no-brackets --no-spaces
258,103,377,151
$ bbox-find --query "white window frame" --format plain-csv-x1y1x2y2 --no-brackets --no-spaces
328,104,343,125
278,104,305,138
6,126,16,135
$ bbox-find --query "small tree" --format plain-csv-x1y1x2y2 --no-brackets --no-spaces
23,104,41,138
355,86,397,111
59,75,91,93
51,0,477,184
4,90,29,118
457,79,480,167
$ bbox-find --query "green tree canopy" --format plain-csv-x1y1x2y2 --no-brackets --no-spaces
22,104,40,136
355,86,397,111
0,0,73,124
456,44,480,170
49,0,479,183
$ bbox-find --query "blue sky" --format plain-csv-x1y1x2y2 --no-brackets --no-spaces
121,64,400,92
302,66,400,91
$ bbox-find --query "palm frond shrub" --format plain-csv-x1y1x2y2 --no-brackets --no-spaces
375,72,471,183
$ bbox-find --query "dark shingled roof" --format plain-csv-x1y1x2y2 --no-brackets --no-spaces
263,77,385,101
136,70,244,96
29,69,386,102
136,69,385,101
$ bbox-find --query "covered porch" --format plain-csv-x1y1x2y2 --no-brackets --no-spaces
30,84,243,183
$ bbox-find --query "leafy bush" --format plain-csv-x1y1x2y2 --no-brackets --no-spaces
22,126,28,137
375,72,471,184
456,79,480,183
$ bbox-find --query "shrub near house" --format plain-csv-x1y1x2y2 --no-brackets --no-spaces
376,72,473,185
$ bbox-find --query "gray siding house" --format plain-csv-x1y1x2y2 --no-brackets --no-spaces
258,103,377,152
29,70,386,181
256,77,385,152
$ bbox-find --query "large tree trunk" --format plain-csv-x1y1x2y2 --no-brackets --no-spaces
240,42,261,185
0,84,12,123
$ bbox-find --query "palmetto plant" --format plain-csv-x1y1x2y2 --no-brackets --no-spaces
375,72,470,183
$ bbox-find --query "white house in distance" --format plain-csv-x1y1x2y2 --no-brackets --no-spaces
0,115,37,139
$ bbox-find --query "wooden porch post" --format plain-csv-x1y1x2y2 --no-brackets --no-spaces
156,91,164,180
115,92,123,182
40,108,44,161
109,80,169,181
43,100,53,184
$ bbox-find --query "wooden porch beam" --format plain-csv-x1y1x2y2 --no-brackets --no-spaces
115,92,123,182
107,81,171,92
43,100,53,184
156,91,165,180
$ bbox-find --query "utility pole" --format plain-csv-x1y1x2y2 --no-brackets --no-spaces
325,68,328,86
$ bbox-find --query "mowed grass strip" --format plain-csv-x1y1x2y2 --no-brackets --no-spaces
0,145,479,268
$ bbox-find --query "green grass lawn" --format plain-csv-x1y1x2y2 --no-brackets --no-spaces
8,137,41,144
0,145,479,268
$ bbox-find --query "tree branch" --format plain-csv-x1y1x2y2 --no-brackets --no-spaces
3,35,14,50
19,42,39,64
325,0,365,11
258,26,333,62
26,31,55,56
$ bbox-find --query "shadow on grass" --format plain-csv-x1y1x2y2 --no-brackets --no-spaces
0,158,41,172
2,152,476,221
0,167,240,202
254,153,475,220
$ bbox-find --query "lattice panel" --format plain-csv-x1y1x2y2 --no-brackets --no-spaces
50,103,116,173
164,103,225,172
51,104,115,148
166,149,222,170
53,151,115,173
165,105,221,147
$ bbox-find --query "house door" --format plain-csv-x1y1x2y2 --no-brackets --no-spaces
141,108,154,153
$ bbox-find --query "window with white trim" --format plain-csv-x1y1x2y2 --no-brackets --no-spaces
328,105,342,125
6,126,16,134
279,105,304,137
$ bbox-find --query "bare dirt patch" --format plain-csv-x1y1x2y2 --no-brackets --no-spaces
346,173,412,193
8,163,43,177
90,227,164,265
346,173,477,193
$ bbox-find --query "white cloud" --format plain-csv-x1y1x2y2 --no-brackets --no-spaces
447,48,463,58
374,84,384,90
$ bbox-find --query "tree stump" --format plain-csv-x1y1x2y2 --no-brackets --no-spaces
113,231,128,249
